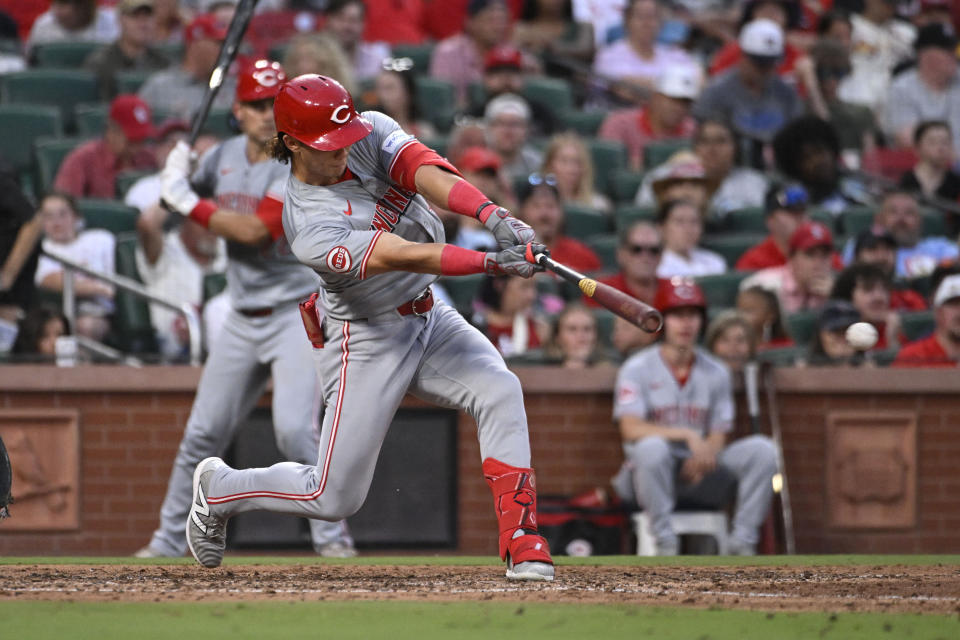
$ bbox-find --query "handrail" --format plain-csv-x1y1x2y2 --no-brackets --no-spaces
43,249,203,366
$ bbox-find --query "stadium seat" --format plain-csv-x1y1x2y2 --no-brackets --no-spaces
74,103,109,137
592,307,616,350
588,139,628,193
700,233,766,266
901,310,935,342
113,234,158,354
34,136,91,198
268,42,288,63
203,272,227,302
76,198,140,234
756,346,803,367
392,43,434,74
115,170,153,199
695,272,752,309
32,41,104,68
116,70,153,95
439,273,484,314
421,135,448,158
200,107,237,139
0,104,62,180
614,205,656,232
522,76,573,119
558,109,605,137
609,168,644,204
0,70,99,133
155,42,185,63
414,77,455,132
642,139,690,169
722,207,766,234
809,208,837,232
838,205,876,237
585,234,619,272
785,310,818,347
921,207,947,236
564,203,611,238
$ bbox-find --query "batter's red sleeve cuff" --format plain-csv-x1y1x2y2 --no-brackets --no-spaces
188,199,218,228
254,195,285,241
389,141,462,192
447,179,497,221
440,245,486,276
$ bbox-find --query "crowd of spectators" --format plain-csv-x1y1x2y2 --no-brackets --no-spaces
2,0,960,553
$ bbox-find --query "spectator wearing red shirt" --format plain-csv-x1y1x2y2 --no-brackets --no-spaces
737,183,811,271
598,62,700,170
830,263,905,351
894,274,960,367
587,220,663,308
53,94,157,199
515,176,602,274
475,273,548,357
850,228,928,311
363,0,428,45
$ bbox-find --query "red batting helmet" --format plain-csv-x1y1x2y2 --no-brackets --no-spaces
654,276,707,314
236,59,286,102
273,74,373,151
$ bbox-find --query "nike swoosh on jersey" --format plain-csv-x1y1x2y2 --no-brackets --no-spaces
343,200,352,216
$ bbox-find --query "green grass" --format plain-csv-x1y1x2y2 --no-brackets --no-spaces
2,601,956,640
1,554,959,567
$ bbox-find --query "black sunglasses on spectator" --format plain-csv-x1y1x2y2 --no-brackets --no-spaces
625,244,662,256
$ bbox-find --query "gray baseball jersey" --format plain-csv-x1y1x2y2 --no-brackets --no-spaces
192,135,320,310
614,345,734,437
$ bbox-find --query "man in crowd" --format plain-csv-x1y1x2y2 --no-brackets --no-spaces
612,277,778,555
850,228,928,310
84,0,169,101
590,220,663,306
741,221,836,313
484,94,543,184
599,62,700,171
516,177,601,274
468,44,556,137
839,0,915,111
54,94,157,198
894,274,960,366
736,184,810,271
323,0,391,82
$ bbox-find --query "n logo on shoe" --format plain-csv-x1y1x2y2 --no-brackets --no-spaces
191,485,210,534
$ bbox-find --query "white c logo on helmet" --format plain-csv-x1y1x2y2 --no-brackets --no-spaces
252,69,279,87
330,105,351,124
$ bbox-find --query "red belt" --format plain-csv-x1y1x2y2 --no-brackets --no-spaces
396,289,434,317
238,307,274,317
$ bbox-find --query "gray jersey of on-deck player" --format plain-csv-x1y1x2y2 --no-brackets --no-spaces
192,135,320,310
281,111,443,320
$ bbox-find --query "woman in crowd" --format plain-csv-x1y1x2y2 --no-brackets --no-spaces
899,121,960,236
736,285,794,350
474,274,551,358
33,192,115,341
705,310,758,373
540,132,611,213
656,199,726,277
805,299,860,365
693,118,769,219
281,33,355,94
543,304,608,368
369,60,436,139
512,0,594,64
11,306,70,362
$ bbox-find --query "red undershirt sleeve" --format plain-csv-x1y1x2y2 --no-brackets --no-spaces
254,195,285,241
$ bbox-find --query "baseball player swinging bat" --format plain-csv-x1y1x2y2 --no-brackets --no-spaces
533,253,663,333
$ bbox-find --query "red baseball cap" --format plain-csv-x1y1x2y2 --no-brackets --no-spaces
457,146,502,173
185,13,227,46
484,44,522,72
109,94,156,143
236,59,286,102
789,221,834,253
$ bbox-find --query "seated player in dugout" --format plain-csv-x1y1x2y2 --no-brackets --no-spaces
611,277,779,556
181,74,556,581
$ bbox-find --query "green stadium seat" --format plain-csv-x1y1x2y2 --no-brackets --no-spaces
113,234,158,354
392,43,434,74
694,272,752,309
588,139,628,193
74,102,109,137
116,70,153,95
522,76,573,118
439,273,485,314
1,70,99,133
757,346,802,367
722,207,767,234
838,205,876,237
200,107,237,139
921,207,947,236
642,139,690,169
466,82,486,111
414,77,456,132
700,233,766,266
32,41,104,68
609,168,644,204
203,272,227,302
563,203,611,239
809,208,838,232
155,42,184,63
421,135,448,158
115,169,153,199
76,198,139,234
785,310,818,346
585,234,619,272
268,42,288,64
558,109,605,137
592,307,616,350
901,310,935,342
614,205,657,232
0,104,62,179
34,136,92,198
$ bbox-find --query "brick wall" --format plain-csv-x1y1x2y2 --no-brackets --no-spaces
1,366,958,556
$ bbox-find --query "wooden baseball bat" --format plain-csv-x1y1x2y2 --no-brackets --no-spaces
534,253,663,333
188,0,259,145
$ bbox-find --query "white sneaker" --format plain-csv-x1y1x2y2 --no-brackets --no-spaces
133,546,167,559
186,457,229,568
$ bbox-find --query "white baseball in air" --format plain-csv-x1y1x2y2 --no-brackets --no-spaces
845,322,878,351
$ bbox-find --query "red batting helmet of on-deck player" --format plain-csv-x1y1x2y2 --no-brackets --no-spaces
273,74,373,151
236,59,287,102
654,276,707,314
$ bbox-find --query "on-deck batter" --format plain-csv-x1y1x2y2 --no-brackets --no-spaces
142,61,354,559
184,74,555,580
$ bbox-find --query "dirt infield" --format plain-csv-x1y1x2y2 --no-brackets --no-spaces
2,563,959,614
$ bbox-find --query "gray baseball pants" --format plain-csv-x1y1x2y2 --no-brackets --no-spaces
147,304,352,556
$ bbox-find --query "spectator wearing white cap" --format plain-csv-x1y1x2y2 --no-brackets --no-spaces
893,273,960,367
598,63,701,171
484,93,544,184
693,19,804,148
837,0,915,112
